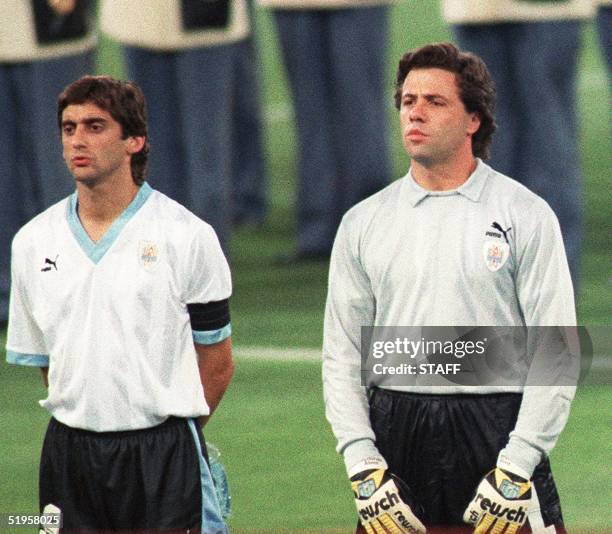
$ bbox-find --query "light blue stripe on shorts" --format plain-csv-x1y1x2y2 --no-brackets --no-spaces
187,419,227,533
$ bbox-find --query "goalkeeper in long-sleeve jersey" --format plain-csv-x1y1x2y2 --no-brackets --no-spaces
322,43,576,533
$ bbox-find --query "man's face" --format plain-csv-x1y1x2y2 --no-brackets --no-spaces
399,68,480,167
61,102,134,184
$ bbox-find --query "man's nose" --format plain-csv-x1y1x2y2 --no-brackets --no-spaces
408,101,426,122
70,125,87,146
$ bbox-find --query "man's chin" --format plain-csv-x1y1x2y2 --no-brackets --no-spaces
408,152,435,167
73,173,99,186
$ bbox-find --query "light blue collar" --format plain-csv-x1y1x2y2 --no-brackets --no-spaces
67,182,153,264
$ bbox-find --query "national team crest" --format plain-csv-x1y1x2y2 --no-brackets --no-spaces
139,241,159,270
358,479,377,499
499,479,521,499
483,240,509,272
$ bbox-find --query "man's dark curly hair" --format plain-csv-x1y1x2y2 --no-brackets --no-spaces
394,42,496,160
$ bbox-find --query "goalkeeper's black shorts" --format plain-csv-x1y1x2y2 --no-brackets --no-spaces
368,389,564,531
39,416,224,532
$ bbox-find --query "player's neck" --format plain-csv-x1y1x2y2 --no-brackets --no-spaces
411,152,477,191
76,172,140,242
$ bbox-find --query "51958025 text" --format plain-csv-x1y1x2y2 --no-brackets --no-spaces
0,513,62,528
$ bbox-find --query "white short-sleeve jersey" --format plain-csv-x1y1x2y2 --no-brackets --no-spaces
323,160,577,475
6,183,232,431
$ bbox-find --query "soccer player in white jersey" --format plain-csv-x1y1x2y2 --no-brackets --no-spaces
322,44,576,533
6,75,233,532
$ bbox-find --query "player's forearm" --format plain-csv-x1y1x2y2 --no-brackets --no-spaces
323,351,379,468
501,328,578,475
196,337,234,426
40,367,49,388
501,385,575,476
198,369,234,427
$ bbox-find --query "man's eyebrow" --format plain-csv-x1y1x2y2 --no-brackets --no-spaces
61,117,108,126
401,92,449,101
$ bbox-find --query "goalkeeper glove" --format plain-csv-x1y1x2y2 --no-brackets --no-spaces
350,459,426,534
463,467,532,534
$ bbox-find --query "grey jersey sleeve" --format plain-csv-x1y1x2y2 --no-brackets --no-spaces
322,217,381,471
500,200,577,477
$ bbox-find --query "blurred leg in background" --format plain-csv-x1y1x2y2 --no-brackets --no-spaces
232,1,268,230
595,2,612,75
272,6,392,261
124,45,237,252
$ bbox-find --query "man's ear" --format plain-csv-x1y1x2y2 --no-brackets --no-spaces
126,136,146,154
467,113,481,136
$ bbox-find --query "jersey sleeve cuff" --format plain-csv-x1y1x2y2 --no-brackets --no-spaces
193,323,232,345
6,350,49,367
342,439,384,475
497,437,542,479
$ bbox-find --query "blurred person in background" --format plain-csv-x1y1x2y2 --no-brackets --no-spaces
232,0,268,231
595,0,612,75
100,0,259,251
258,0,397,264
0,0,95,328
442,0,595,291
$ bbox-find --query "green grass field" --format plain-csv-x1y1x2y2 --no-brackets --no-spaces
1,3,611,532
1,357,611,531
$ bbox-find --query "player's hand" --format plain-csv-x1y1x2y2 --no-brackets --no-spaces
350,466,426,534
38,503,61,534
463,468,531,534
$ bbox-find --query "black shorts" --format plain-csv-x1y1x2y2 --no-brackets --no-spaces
39,417,225,533
368,389,564,531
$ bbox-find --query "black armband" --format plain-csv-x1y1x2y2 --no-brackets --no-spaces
187,299,230,331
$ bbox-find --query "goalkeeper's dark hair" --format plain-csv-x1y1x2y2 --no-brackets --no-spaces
394,42,496,160
58,75,149,185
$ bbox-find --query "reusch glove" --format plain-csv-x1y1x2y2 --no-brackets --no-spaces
463,467,532,534
350,459,426,534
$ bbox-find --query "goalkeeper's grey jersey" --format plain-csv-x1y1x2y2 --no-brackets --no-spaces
322,159,576,475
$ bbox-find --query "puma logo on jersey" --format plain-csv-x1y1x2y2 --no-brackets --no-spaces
474,493,526,523
41,255,58,272
491,222,512,244
359,489,400,520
